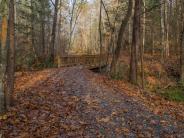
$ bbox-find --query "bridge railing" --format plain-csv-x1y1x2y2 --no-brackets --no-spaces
57,54,107,69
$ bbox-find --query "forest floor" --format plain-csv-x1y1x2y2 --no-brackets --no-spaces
1,67,184,137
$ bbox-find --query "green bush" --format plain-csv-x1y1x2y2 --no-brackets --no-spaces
161,86,184,102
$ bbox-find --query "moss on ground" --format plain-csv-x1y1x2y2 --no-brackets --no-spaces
161,86,184,102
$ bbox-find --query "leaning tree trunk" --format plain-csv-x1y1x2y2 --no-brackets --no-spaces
129,0,141,84
110,0,133,75
4,0,15,110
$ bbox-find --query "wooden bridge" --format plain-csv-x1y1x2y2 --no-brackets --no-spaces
57,54,108,69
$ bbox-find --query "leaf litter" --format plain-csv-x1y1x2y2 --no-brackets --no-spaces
0,67,184,137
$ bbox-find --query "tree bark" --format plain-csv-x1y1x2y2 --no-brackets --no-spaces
50,0,59,63
40,0,46,59
110,0,133,74
30,0,38,60
160,0,166,61
0,0,8,114
129,0,141,84
165,1,170,57
69,0,76,48
4,0,15,110
0,17,7,113
180,0,184,82
140,0,146,89
151,27,155,56
99,0,103,72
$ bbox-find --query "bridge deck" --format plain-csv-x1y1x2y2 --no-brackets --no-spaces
57,54,107,69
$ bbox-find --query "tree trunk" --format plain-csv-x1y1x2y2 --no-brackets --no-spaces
110,0,133,74
128,21,132,55
4,0,15,110
0,0,8,114
99,0,103,72
180,28,184,81
151,28,155,56
30,0,40,61
165,1,170,57
142,0,146,53
69,0,76,49
180,0,184,82
140,0,146,89
0,16,8,114
160,0,166,61
129,0,141,84
40,1,45,59
50,0,59,63
0,16,8,63
41,23,45,59
176,0,180,58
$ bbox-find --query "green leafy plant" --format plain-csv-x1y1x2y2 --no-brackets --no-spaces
161,86,184,102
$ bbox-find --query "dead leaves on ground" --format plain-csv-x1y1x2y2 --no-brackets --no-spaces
0,69,77,137
1,68,184,137
92,73,184,121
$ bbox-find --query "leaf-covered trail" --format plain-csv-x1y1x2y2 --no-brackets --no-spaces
1,67,184,137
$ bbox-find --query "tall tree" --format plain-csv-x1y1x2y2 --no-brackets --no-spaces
160,0,167,60
129,0,142,84
69,0,76,48
50,0,59,63
0,0,8,114
99,0,102,72
165,1,169,57
30,0,36,59
4,0,15,110
0,0,8,63
40,0,46,59
140,0,146,89
110,0,133,74
180,0,184,82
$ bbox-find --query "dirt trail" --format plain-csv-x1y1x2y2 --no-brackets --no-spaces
1,67,184,137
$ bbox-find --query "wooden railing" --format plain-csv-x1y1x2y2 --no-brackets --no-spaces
57,54,107,69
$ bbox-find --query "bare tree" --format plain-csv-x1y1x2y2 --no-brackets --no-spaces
140,0,146,88
0,0,8,114
40,0,46,59
110,0,133,74
129,0,142,84
160,0,166,60
69,0,83,49
50,0,59,63
180,0,184,82
4,0,15,110
99,0,103,72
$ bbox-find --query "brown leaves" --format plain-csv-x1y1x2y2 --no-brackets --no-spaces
93,72,184,122
115,127,130,136
0,115,7,121
1,67,184,137
97,116,110,123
